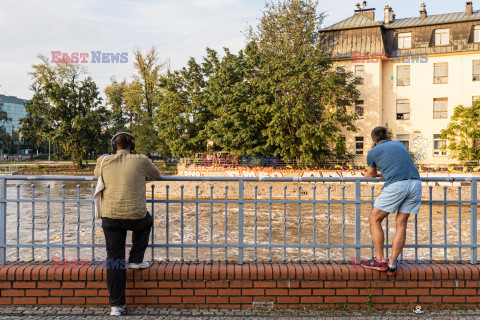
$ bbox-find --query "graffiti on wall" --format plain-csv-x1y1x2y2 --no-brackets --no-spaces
181,170,284,178
412,134,429,161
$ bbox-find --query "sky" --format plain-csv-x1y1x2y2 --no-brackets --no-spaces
0,0,473,100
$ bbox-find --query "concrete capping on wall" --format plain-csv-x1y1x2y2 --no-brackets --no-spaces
0,261,479,309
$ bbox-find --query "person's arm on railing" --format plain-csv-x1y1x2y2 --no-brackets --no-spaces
362,166,383,178
364,146,383,178
145,157,161,181
93,156,105,178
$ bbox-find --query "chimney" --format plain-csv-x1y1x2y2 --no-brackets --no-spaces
354,1,375,20
466,1,473,15
420,2,427,19
384,5,394,24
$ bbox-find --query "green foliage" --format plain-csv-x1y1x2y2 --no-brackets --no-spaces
244,0,359,164
204,44,271,156
156,55,213,157
89,0,359,164
20,55,109,167
105,48,169,157
441,101,480,161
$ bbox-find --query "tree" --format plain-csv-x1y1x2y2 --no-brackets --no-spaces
20,55,108,167
157,54,214,157
441,101,480,162
104,77,129,133
205,44,272,156
245,0,359,165
106,47,169,156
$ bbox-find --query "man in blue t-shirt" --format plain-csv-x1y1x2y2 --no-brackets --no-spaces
360,126,421,276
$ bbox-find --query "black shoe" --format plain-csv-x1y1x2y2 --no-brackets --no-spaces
387,265,397,276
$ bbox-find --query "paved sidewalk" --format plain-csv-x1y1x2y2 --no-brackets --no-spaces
1,307,480,319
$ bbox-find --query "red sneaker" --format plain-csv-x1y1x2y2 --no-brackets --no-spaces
361,257,388,271
387,265,397,276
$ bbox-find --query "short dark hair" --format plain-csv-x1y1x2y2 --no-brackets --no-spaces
114,133,133,150
371,126,389,143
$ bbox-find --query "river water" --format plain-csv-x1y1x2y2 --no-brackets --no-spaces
2,179,479,262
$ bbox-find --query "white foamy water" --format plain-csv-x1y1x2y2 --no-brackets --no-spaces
3,180,478,262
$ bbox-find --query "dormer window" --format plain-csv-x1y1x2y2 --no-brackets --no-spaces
474,25,480,42
435,29,450,46
398,33,412,49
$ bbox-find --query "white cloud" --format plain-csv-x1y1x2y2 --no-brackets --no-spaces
0,0,262,99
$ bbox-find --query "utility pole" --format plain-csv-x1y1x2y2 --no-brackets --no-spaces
48,141,51,163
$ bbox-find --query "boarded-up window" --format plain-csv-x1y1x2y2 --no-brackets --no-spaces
355,100,364,118
435,29,450,46
397,134,410,151
355,137,364,155
397,65,410,86
433,134,447,156
355,65,364,85
434,63,448,84
433,98,448,119
473,60,480,81
396,99,410,120
398,33,412,49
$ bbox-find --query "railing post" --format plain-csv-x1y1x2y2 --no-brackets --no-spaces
238,180,244,264
0,178,6,265
471,179,478,264
354,179,361,264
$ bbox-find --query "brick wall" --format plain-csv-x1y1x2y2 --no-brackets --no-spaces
0,261,479,309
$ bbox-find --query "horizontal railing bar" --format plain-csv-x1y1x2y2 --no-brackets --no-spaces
5,243,478,249
1,199,477,205
1,175,480,183
3,199,93,204
152,199,478,205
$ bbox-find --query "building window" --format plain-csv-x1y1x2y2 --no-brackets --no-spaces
397,65,410,86
435,29,450,46
398,32,412,49
397,134,410,151
475,26,480,42
434,63,448,84
396,99,410,120
433,134,447,156
355,100,364,118
355,65,364,85
355,137,364,155
433,98,448,119
473,60,480,81
336,66,345,73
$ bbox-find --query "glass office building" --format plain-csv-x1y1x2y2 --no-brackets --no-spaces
0,94,29,155
0,94,28,131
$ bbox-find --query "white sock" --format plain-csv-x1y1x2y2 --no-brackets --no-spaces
389,258,397,268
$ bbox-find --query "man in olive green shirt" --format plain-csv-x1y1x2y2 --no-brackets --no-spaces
94,132,161,316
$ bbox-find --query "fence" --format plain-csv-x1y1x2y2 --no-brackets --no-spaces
0,175,478,265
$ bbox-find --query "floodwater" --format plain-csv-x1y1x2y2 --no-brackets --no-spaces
2,179,479,262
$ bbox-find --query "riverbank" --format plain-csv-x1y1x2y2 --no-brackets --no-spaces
0,162,177,175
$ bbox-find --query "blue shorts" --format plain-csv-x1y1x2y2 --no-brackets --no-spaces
374,179,422,214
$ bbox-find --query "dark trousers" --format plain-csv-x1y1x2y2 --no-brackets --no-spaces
102,212,153,306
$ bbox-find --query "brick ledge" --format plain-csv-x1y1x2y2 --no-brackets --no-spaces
0,261,479,282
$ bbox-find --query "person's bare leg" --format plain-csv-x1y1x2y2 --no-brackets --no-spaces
389,212,410,265
369,207,389,261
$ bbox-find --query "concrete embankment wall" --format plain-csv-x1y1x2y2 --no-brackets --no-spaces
148,167,479,200
0,261,479,309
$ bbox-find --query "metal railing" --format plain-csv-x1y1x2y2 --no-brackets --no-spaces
0,175,478,264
